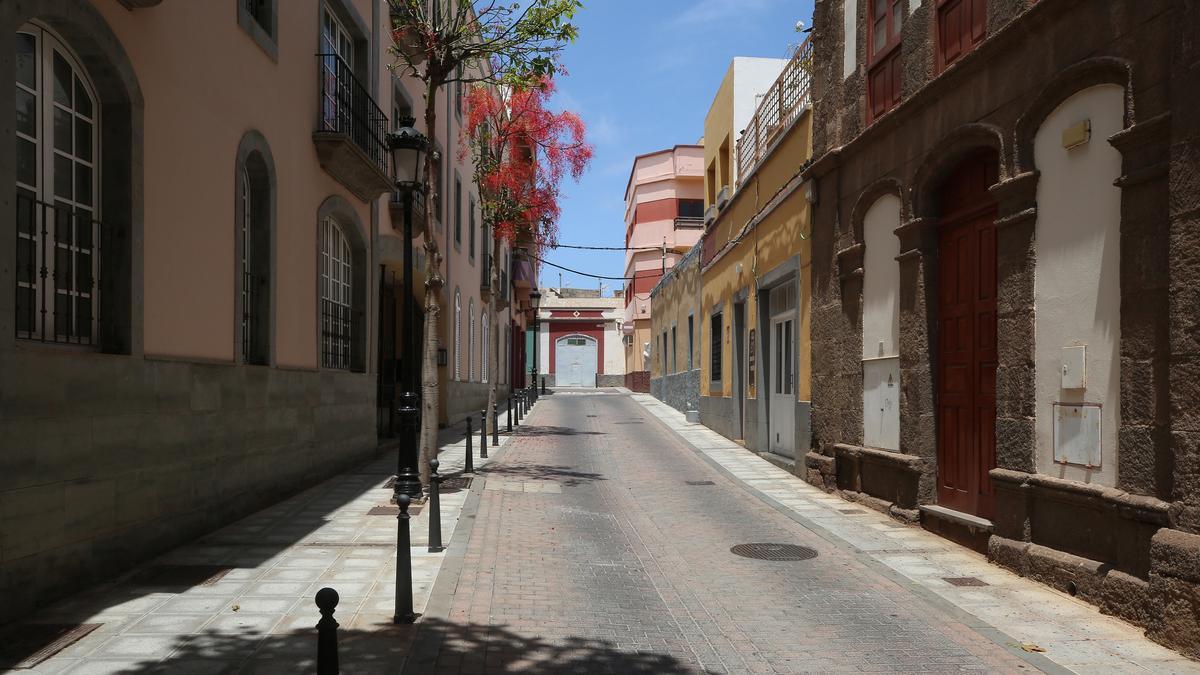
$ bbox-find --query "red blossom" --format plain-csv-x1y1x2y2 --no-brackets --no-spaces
461,77,593,254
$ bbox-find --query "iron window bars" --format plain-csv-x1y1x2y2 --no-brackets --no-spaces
320,297,363,371
15,193,101,345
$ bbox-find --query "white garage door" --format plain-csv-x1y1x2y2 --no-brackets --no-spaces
555,335,597,387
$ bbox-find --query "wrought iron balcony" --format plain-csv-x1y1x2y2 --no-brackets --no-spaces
313,53,393,201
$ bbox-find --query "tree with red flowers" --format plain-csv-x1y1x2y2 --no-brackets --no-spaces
389,0,581,483
462,78,592,429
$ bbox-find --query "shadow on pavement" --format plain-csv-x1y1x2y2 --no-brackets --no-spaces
38,617,704,673
479,462,606,485
513,425,605,437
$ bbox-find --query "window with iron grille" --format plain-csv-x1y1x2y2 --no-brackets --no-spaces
867,0,904,123
320,217,355,369
710,312,723,382
468,297,475,381
671,325,677,374
238,162,271,365
481,312,489,383
454,289,462,380
14,26,101,346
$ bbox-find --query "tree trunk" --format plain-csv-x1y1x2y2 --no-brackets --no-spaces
486,233,501,436
419,80,444,487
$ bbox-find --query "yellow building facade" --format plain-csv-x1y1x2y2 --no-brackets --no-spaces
696,46,814,466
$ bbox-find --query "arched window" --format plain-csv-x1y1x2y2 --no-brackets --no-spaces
236,133,274,366
481,311,489,383
15,23,100,344
320,217,354,369
468,297,476,381
453,289,462,380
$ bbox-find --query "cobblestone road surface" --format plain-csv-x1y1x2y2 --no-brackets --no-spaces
407,390,1040,674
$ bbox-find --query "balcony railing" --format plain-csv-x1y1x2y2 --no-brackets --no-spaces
674,216,705,229
735,36,813,185
14,193,102,345
318,53,388,170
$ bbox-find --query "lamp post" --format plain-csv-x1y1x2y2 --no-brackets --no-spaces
387,117,427,625
387,116,427,501
528,289,541,400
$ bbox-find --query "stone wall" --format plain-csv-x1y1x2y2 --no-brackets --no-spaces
0,349,377,624
444,381,512,427
805,0,1199,655
650,369,701,415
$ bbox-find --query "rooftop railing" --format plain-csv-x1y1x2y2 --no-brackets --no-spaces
735,36,813,185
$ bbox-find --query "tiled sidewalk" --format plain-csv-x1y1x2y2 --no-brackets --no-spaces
630,393,1200,674
18,405,522,674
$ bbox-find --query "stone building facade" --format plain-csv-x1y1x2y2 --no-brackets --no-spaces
803,0,1200,656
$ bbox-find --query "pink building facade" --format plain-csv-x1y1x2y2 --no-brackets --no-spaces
621,146,704,389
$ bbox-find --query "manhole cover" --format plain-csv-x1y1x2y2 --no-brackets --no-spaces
730,543,818,561
586,415,598,418
368,505,423,516
685,480,715,486
943,576,988,587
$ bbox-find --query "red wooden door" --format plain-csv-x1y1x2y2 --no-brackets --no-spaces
936,153,998,519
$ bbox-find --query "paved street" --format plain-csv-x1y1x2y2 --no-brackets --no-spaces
14,389,1198,674
406,390,1196,674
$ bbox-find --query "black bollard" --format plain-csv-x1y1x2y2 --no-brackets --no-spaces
541,376,546,395
514,394,521,425
507,396,513,432
492,403,500,445
465,414,472,458
394,493,416,624
428,458,443,553
480,409,489,458
463,422,474,474
316,587,339,675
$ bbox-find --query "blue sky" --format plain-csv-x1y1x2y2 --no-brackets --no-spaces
540,0,815,291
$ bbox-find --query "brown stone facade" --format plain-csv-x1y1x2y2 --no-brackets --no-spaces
804,0,1200,658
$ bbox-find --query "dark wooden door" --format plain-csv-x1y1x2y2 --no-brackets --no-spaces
936,153,998,519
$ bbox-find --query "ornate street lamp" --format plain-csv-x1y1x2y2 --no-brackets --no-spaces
529,289,542,399
387,116,426,625
387,116,427,502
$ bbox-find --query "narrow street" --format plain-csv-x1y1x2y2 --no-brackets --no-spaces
403,390,1191,674
14,389,1197,673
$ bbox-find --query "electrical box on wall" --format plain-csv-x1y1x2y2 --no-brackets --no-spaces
1053,402,1102,467
1061,345,1086,389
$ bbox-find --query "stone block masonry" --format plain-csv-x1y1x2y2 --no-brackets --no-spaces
649,368,700,415
0,349,377,625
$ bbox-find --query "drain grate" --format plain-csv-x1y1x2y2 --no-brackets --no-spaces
943,576,989,587
439,476,474,494
838,509,862,514
127,565,231,588
586,415,598,418
613,421,643,425
382,476,396,489
730,543,818,561
685,480,716,486
1,622,102,669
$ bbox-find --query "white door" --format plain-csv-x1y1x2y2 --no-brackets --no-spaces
768,282,797,458
555,335,597,387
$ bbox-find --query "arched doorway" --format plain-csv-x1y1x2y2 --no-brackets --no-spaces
555,334,598,387
936,149,999,518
